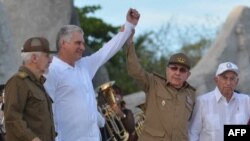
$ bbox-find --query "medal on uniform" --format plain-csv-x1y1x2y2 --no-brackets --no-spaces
161,100,165,106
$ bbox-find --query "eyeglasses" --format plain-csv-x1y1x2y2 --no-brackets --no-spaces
168,65,188,73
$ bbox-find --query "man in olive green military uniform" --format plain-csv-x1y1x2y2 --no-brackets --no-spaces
4,37,56,141
125,31,196,141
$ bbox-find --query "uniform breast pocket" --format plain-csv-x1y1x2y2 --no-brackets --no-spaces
156,91,172,112
32,92,46,101
28,91,47,112
156,97,171,112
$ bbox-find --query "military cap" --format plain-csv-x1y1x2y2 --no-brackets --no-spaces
21,37,55,53
167,53,191,69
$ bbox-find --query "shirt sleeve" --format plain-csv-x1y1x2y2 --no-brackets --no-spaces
79,21,135,79
124,41,151,92
189,97,203,141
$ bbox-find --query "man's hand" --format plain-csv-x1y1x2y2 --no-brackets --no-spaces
111,104,126,119
126,8,140,26
32,137,42,141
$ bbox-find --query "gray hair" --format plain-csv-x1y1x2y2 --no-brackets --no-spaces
56,25,83,51
21,52,43,65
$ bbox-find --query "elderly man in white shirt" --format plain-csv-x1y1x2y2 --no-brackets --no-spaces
44,8,140,141
189,62,250,141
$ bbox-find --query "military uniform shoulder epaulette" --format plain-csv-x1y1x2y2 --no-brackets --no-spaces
187,83,196,91
17,71,28,79
153,72,166,81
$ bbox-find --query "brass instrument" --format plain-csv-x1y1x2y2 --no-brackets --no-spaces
96,81,116,106
134,103,145,137
134,113,145,137
98,105,116,141
96,81,129,141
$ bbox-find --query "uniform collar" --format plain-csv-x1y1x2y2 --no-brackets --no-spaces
166,80,192,90
53,56,75,70
19,66,46,84
153,72,195,90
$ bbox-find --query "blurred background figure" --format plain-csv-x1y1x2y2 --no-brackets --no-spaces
96,81,138,141
0,84,5,141
112,84,138,141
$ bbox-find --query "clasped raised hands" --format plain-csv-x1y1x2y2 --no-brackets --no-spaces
127,8,140,26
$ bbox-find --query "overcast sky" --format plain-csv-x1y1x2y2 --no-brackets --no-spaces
74,0,250,36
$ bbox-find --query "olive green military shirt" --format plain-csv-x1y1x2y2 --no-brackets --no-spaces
4,66,56,141
125,44,196,141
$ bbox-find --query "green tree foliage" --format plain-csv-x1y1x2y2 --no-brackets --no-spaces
107,31,164,93
180,38,212,67
76,5,119,50
149,18,217,69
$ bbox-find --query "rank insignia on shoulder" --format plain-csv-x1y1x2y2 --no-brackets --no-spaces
153,72,166,81
186,95,193,105
17,71,28,78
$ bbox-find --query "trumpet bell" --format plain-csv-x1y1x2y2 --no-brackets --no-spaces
96,81,117,106
95,81,115,93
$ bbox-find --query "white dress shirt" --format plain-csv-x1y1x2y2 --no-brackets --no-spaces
44,22,134,141
189,87,250,141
